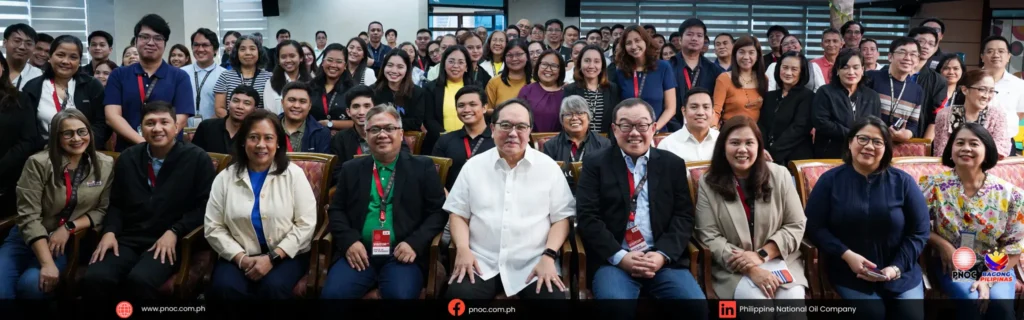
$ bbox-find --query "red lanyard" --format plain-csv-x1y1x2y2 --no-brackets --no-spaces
683,68,692,90
632,71,642,97
735,180,751,220
322,94,329,115
464,137,484,158
51,79,67,112
570,142,580,160
355,144,363,155
372,162,396,224
417,59,424,71
63,170,73,208
286,136,294,152
627,170,636,222
147,163,157,188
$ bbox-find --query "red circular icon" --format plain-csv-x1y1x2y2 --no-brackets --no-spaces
952,247,976,271
115,301,133,319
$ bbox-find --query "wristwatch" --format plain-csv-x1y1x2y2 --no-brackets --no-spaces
63,220,76,233
757,248,769,262
542,248,558,259
268,250,282,261
326,120,334,128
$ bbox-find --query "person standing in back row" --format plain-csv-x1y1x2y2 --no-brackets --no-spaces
183,28,226,125
367,21,393,73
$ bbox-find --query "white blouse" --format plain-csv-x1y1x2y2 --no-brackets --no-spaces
38,78,77,137
443,148,576,296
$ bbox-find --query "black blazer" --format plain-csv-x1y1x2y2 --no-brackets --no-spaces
328,152,448,271
21,73,108,148
759,87,815,166
810,83,882,159
373,85,427,131
329,128,410,184
0,97,43,212
563,82,621,134
576,147,695,276
423,79,476,154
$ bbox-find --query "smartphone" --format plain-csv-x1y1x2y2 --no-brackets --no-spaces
892,118,906,130
864,267,888,280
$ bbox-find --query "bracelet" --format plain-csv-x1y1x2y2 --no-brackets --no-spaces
237,256,245,269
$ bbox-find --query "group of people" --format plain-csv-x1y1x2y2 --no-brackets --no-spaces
0,9,1023,320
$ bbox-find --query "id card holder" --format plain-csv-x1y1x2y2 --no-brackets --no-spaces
188,114,203,128
960,231,976,251
625,226,648,252
372,229,391,256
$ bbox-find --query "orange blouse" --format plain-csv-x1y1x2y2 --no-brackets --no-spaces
712,73,764,128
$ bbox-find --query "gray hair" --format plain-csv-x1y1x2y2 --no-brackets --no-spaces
364,103,404,128
559,95,592,120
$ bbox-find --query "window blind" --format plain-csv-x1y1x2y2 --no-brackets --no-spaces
218,0,268,40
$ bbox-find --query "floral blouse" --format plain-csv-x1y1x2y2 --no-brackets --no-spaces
920,170,1024,255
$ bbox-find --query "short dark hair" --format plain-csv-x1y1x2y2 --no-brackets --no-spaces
492,98,534,126
455,85,488,106
859,38,878,49
368,21,383,30
36,33,53,44
919,17,946,34
840,21,864,36
830,49,866,86
679,18,707,37
907,27,938,42
982,35,1010,52
774,51,810,89
191,28,220,52
611,24,625,31
586,29,601,38
683,87,712,105
141,100,176,120
345,85,375,107
417,28,431,36
941,123,999,171
822,28,841,39
888,36,921,54
611,98,655,123
386,29,397,37
767,25,789,38
653,34,665,41
281,81,310,98
669,32,680,40
4,23,36,41
565,25,580,34
222,31,241,44
232,109,289,176
600,26,611,32
88,30,113,47
545,19,564,31
533,49,565,87
276,29,290,38
358,31,369,37
134,14,171,40
230,84,261,107
842,116,893,171
643,24,656,31
315,30,327,38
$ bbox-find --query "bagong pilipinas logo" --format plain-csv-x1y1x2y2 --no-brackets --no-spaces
985,250,1009,272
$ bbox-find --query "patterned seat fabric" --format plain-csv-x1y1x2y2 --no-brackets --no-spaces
292,160,327,202
892,162,947,182
403,135,421,154
989,162,1024,189
157,250,213,296
799,165,838,196
893,142,928,157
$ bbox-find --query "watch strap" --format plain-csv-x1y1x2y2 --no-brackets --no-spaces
542,248,558,259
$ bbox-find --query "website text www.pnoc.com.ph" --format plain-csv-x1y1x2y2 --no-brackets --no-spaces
467,307,516,315
138,305,206,314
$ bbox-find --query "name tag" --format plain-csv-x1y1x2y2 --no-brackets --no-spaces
372,229,391,256
961,231,976,250
86,180,103,187
625,226,647,252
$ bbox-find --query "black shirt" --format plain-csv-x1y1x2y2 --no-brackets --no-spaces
373,85,427,131
310,80,350,122
191,117,235,154
431,126,495,190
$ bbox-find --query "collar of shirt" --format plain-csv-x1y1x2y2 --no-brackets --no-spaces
372,155,398,173
133,60,173,79
287,120,306,135
491,147,536,171
620,147,650,173
678,127,719,144
190,63,218,73
146,144,166,173
459,126,492,139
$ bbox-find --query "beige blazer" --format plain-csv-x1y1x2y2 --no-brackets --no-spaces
204,162,317,261
695,162,808,299
16,151,114,244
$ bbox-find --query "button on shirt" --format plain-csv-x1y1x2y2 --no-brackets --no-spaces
993,69,1024,138
658,127,720,162
183,63,226,120
609,149,669,266
442,148,576,297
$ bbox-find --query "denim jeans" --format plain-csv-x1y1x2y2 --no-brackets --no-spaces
933,262,1017,320
0,227,68,299
591,265,707,320
833,280,924,320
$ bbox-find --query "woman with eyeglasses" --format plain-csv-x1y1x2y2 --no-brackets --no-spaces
423,45,474,153
426,40,442,66
527,41,545,66
263,40,312,115
21,35,108,148
480,31,507,78
373,50,426,132
933,69,1008,158
300,42,317,77
517,50,565,133
213,35,272,117
811,50,881,159
484,39,532,110
806,116,928,320
608,25,677,132
0,109,113,299
457,33,491,86
309,44,352,132
922,123,1024,320
346,38,377,86
563,45,620,134
542,95,611,163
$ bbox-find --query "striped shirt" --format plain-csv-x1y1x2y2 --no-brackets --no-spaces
213,69,273,109
582,88,605,132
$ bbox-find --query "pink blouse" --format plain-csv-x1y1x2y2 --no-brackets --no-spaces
933,102,1009,157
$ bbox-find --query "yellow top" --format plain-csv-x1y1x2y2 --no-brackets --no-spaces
492,61,504,74
443,79,465,132
485,76,527,108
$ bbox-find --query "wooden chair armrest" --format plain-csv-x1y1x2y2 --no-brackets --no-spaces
426,233,442,299
63,228,92,280
690,237,717,300
313,233,333,297
0,216,14,235
799,240,821,300
560,235,572,299
920,244,934,293
172,226,206,299
574,233,588,299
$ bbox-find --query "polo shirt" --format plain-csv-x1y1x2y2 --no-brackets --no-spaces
360,156,397,246
993,69,1024,138
182,62,226,120
104,61,194,151
367,42,392,71
431,126,495,190
865,70,925,137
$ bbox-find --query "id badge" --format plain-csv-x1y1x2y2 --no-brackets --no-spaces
625,226,648,252
372,229,391,256
960,231,976,251
188,115,203,128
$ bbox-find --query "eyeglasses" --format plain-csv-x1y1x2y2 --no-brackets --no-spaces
613,122,653,133
968,86,999,95
506,52,527,59
547,28,563,33
193,43,213,49
561,112,587,120
854,135,885,147
892,50,920,59
61,128,90,140
367,125,402,135
539,62,560,71
5,37,34,48
446,59,466,66
136,34,166,44
495,121,531,132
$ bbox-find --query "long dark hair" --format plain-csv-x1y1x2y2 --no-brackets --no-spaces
270,40,312,94
730,36,767,96
483,30,506,63
42,35,84,80
499,39,533,87
47,109,102,183
231,109,289,176
0,51,20,112
229,35,268,71
614,25,658,75
435,45,473,88
346,37,371,85
829,49,865,88
312,43,354,90
706,116,772,202
573,45,609,88
397,42,422,70
372,50,414,107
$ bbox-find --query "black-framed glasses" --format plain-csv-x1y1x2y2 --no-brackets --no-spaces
968,86,999,95
613,122,653,133
367,126,402,135
61,128,90,140
561,112,587,120
494,121,531,132
854,135,884,148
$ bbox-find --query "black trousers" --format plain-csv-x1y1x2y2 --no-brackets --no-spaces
79,236,178,300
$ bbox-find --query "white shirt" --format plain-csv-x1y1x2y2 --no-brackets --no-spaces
13,63,42,91
443,148,576,296
993,69,1024,138
262,74,294,115
314,46,326,65
37,78,77,137
766,61,824,92
183,62,227,121
658,127,720,162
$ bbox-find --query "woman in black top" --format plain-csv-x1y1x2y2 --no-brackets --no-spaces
811,50,881,159
423,46,474,153
345,38,375,85
21,35,107,147
562,45,620,133
373,50,426,132
309,43,353,132
759,51,813,165
0,51,41,213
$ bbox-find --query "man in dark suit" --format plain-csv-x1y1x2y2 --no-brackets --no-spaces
319,104,447,300
577,98,707,319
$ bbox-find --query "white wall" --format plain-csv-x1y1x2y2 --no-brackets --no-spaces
113,0,187,63
508,0,580,30
266,0,428,47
